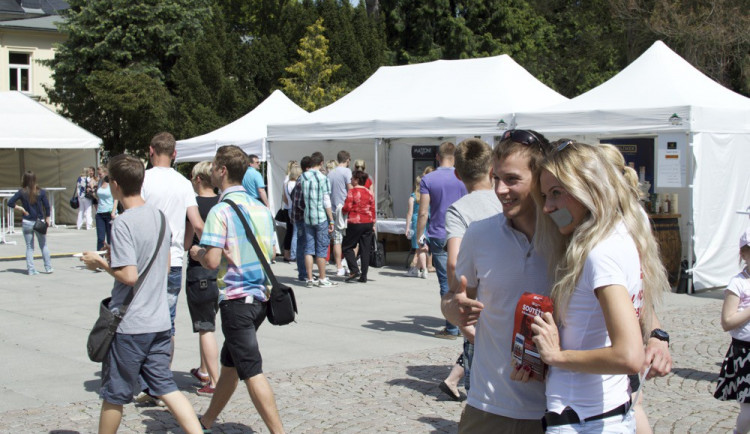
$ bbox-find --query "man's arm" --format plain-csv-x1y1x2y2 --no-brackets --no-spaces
189,245,222,270
80,252,138,286
416,193,430,244
186,206,204,239
441,275,483,327
258,187,270,208
446,237,462,292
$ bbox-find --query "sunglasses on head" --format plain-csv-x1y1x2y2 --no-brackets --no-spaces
501,129,546,154
555,139,574,152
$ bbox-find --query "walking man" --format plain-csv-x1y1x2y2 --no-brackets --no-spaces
190,145,284,433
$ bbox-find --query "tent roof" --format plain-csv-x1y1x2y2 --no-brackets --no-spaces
515,41,750,135
268,55,568,141
0,91,101,149
175,90,307,163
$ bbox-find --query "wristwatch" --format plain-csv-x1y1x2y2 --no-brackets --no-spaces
650,328,669,344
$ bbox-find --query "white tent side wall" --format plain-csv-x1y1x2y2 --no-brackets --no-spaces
692,132,750,289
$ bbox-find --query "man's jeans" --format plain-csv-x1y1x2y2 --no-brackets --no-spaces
167,266,182,336
295,220,307,280
428,237,458,335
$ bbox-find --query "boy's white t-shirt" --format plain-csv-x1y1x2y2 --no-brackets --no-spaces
141,167,198,267
546,222,643,420
727,270,750,341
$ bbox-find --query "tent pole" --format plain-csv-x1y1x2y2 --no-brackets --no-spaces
686,132,694,293
374,138,380,232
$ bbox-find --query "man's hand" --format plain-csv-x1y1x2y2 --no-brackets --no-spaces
644,337,672,379
441,275,484,327
328,223,334,234
80,251,107,271
189,245,203,261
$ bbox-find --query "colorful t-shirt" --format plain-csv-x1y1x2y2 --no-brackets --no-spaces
300,169,331,225
200,186,274,302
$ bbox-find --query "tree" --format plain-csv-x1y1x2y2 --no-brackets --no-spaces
280,17,347,111
44,0,210,156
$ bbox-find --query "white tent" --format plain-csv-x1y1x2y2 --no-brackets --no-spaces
513,41,750,289
0,91,101,224
267,55,568,216
175,90,308,163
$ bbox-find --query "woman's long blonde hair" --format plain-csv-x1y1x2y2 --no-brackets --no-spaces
533,141,668,339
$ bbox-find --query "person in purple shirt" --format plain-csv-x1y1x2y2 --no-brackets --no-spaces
416,142,467,339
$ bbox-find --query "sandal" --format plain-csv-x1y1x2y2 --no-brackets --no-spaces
190,368,210,385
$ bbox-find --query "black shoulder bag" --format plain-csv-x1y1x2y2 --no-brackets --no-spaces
224,199,297,326
86,211,166,362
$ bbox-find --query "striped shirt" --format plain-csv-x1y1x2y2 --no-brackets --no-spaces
199,186,273,302
300,169,331,225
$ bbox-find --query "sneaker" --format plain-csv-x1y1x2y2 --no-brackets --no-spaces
190,368,210,385
28,269,39,276
336,268,346,277
196,384,215,397
134,391,166,407
42,268,54,274
419,269,427,279
305,279,317,288
407,267,418,277
434,328,459,340
318,278,338,287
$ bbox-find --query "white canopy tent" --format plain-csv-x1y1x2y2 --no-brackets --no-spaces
175,90,308,163
0,91,101,224
512,41,750,289
267,55,568,217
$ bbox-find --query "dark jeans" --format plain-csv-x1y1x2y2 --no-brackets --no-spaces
95,212,113,251
294,220,307,280
283,220,294,251
343,222,373,278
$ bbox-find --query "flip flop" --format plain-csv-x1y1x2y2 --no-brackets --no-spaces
439,381,464,401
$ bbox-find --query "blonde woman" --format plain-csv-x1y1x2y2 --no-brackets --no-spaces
405,174,429,278
529,141,668,433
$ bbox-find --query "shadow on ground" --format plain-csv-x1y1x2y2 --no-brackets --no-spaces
387,364,467,404
671,367,719,382
363,315,445,337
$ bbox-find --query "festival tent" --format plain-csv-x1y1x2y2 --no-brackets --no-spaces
0,91,101,225
511,41,750,290
174,90,308,163
267,55,568,217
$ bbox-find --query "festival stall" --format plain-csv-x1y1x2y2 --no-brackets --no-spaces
175,90,308,163
0,91,101,226
267,54,568,222
510,41,750,290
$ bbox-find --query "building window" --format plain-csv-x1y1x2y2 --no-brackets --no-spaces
9,52,31,92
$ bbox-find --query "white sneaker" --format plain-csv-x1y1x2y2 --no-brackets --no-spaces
305,279,317,288
336,268,346,277
407,267,419,277
419,269,427,279
318,278,338,287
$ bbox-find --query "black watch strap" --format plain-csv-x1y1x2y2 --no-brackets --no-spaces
650,328,669,344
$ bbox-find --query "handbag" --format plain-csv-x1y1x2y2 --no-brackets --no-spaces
86,211,166,362
70,194,79,209
369,232,385,268
224,199,297,326
274,208,290,223
33,219,48,235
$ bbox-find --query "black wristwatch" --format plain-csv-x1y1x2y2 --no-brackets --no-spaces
650,328,670,344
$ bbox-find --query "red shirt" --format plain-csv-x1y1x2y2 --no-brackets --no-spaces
342,187,375,224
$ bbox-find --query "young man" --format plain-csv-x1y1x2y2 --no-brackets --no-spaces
299,153,337,287
82,154,202,434
141,132,204,348
416,141,467,339
327,150,353,276
242,154,270,207
290,156,312,281
440,138,502,400
189,145,284,434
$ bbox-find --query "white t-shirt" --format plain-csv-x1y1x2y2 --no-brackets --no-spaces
455,214,550,420
141,167,198,267
546,222,642,420
727,270,750,341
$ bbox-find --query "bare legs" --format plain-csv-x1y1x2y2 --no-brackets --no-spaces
99,392,202,434
199,330,220,387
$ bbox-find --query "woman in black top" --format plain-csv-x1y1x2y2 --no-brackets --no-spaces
8,171,53,275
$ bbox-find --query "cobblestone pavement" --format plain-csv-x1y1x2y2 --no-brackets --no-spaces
0,294,739,433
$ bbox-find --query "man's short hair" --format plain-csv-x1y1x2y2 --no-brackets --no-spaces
455,139,493,183
336,150,350,164
437,141,456,158
352,170,369,186
150,132,176,156
300,156,312,171
248,154,259,164
492,129,550,173
215,145,249,184
310,153,324,167
108,154,145,196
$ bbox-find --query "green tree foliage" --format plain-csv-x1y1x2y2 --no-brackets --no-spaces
280,17,347,111
44,0,210,155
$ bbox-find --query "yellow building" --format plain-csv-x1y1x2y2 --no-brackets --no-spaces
0,15,66,106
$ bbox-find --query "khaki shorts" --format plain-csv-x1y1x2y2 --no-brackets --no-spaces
332,226,345,245
458,405,543,434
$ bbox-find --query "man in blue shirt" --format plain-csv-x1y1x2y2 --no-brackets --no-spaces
241,154,269,207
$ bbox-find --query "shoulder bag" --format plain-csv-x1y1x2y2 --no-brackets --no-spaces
224,199,297,326
32,192,48,235
86,211,166,362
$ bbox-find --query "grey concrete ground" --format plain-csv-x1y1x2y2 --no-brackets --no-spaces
0,226,739,433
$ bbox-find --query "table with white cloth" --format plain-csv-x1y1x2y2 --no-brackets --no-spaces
376,218,407,235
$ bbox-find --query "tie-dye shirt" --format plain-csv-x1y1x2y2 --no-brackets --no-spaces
200,186,273,302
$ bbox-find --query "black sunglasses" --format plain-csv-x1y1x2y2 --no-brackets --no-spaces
501,129,546,155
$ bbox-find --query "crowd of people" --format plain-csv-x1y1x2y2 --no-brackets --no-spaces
10,127,750,434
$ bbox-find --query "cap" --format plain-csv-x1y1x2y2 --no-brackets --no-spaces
741,227,750,249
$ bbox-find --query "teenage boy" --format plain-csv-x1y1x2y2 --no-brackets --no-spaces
416,141,467,339
189,145,284,434
82,154,202,434
299,153,337,287
327,150,353,276
290,156,312,281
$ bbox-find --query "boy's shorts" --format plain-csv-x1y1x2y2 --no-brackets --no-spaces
100,330,177,405
219,297,266,380
304,221,330,258
186,266,219,332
